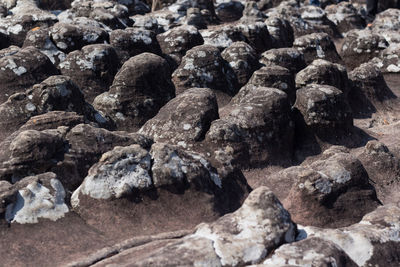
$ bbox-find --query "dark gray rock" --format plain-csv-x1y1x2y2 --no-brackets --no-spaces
283,147,380,228
59,44,120,103
215,1,244,22
94,53,175,132
221,41,259,87
156,25,204,67
260,47,306,74
293,84,353,137
172,44,238,96
340,29,389,70
265,16,294,48
0,46,59,104
325,2,365,34
110,28,161,64
248,65,296,104
293,32,342,65
295,59,349,95
139,88,218,146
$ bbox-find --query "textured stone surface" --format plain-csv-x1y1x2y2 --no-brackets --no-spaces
93,53,175,132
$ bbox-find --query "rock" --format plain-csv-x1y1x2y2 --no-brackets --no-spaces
0,46,59,104
358,140,400,203
90,186,297,267
300,204,400,266
69,0,132,29
139,88,218,146
0,129,66,182
172,44,238,96
298,5,341,38
248,65,296,104
110,28,161,64
283,148,380,227
37,0,71,10
23,27,66,67
340,29,389,70
325,2,365,34
0,45,19,58
2,172,69,224
156,25,204,67
221,41,259,87
241,1,265,20
348,61,396,117
295,59,349,95
59,44,120,103
200,24,246,51
215,1,244,22
260,48,306,74
206,85,294,167
50,20,109,53
370,8,400,45
130,14,160,32
262,237,358,266
19,111,84,132
374,43,400,73
0,75,110,143
0,0,58,46
265,16,294,48
65,123,152,184
293,32,342,65
293,84,353,138
93,53,175,132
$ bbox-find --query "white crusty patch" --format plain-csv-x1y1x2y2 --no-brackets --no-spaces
5,179,69,224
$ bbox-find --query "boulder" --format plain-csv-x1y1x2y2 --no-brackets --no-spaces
293,84,353,138
265,16,294,48
298,5,341,38
248,65,296,104
262,237,358,266
49,20,109,53
172,45,238,96
2,172,69,224
93,53,175,132
215,1,244,22
0,75,110,143
340,29,389,70
221,41,260,87
139,88,219,147
156,25,204,67
260,48,306,74
283,148,380,227
348,61,396,117
110,28,161,64
206,85,294,167
300,204,400,266
295,59,349,95
325,2,365,34
23,27,66,67
293,32,342,65
0,46,59,104
374,43,400,73
59,44,120,103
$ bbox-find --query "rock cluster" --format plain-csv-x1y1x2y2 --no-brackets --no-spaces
0,0,399,266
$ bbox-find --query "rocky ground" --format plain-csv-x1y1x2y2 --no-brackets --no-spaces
0,0,400,266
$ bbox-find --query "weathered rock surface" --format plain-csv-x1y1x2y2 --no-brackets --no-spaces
110,28,161,64
2,172,69,224
172,44,238,96
293,32,342,65
93,52,175,132
325,2,365,34
295,59,349,94
283,147,380,228
221,41,259,87
206,85,294,167
265,16,294,48
139,88,218,146
90,186,297,267
156,25,204,67
348,61,396,117
260,48,306,75
60,44,120,103
340,29,389,70
0,46,59,104
294,84,353,138
248,65,296,104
